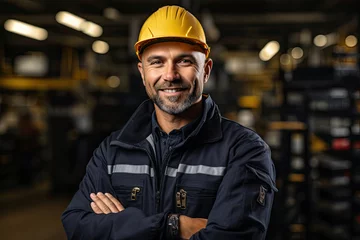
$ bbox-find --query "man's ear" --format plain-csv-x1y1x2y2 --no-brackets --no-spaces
204,58,213,83
137,62,146,86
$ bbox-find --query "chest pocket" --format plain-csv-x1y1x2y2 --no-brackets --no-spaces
114,185,144,209
175,185,217,218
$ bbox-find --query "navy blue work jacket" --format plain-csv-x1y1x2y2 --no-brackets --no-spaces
61,94,278,240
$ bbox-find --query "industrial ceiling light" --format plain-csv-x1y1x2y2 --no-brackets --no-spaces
313,34,327,47
92,40,109,54
201,10,220,42
4,19,48,40
280,53,291,66
56,11,85,31
81,21,103,37
103,7,121,20
56,11,103,37
291,47,304,59
345,35,357,48
259,41,280,61
107,76,121,88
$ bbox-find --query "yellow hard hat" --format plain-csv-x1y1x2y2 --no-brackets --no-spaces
134,5,210,60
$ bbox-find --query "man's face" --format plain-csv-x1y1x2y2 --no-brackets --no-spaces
137,41,212,115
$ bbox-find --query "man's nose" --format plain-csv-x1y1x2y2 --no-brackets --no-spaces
163,63,180,81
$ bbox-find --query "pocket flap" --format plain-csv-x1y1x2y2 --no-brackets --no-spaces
246,164,278,192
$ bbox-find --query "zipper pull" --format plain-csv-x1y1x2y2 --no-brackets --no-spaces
156,191,160,206
180,189,187,209
176,191,181,208
131,187,140,200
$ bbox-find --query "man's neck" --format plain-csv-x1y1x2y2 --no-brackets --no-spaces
154,100,203,134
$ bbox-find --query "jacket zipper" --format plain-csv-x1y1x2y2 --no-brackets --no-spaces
114,186,142,201
137,146,161,212
158,148,174,212
176,188,187,209
131,187,141,200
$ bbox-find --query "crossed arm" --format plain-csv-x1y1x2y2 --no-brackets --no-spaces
90,192,207,240
62,136,276,239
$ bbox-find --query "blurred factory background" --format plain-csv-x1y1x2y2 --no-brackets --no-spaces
0,0,359,239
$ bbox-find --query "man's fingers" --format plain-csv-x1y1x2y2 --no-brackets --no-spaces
179,216,208,239
90,202,103,214
90,192,124,214
105,193,124,212
96,192,120,213
90,193,111,214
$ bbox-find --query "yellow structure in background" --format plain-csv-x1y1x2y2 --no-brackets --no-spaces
311,134,329,152
0,77,78,90
268,121,306,131
238,95,261,109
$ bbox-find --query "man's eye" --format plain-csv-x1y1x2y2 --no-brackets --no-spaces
150,60,162,65
179,59,192,64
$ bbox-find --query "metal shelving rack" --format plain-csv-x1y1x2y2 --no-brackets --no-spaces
280,72,360,240
263,65,360,240
263,70,312,240
306,81,359,240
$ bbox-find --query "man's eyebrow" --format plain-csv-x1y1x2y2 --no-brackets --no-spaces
177,54,195,59
145,53,197,63
146,55,163,63
176,54,197,63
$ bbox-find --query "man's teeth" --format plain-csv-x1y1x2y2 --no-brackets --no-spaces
164,89,180,93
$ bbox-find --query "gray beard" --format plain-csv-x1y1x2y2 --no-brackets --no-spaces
153,92,199,115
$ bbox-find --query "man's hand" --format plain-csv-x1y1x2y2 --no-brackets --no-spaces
179,215,207,239
90,192,124,214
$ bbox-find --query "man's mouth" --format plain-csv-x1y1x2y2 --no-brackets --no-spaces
162,88,184,93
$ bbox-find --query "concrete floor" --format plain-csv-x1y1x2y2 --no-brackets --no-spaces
0,182,71,240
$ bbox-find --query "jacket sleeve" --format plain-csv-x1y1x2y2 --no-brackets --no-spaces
191,139,278,240
61,135,168,240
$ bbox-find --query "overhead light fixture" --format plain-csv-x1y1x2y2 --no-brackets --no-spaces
103,7,121,20
259,41,280,61
56,11,103,37
280,53,292,66
345,35,357,48
92,40,109,54
56,11,85,31
81,21,103,37
313,34,327,47
4,19,48,41
201,10,220,41
291,47,304,59
107,76,121,88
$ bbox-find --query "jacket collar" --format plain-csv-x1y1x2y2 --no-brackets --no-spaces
115,94,222,145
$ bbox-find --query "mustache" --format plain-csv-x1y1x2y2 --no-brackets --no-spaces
155,81,190,90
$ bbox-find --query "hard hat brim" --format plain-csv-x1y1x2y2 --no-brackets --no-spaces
135,37,210,60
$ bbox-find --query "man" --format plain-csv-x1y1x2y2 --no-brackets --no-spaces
61,5,277,240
